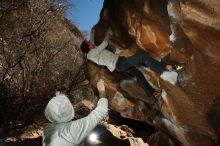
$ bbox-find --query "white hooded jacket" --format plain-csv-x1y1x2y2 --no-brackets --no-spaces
87,39,120,72
43,94,108,146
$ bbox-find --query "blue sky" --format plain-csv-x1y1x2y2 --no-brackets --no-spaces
67,0,104,31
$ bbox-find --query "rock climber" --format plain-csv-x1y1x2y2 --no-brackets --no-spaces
80,30,183,99
43,79,108,146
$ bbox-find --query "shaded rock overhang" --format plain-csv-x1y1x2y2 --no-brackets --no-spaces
86,0,220,146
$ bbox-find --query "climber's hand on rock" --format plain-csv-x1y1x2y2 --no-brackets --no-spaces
81,99,95,110
97,79,105,92
106,29,113,36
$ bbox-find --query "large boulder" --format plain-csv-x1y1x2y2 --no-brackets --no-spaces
86,0,220,145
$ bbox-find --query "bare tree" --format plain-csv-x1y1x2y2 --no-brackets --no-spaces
0,0,86,140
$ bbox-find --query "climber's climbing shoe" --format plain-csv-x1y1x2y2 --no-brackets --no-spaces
173,64,185,72
153,90,162,100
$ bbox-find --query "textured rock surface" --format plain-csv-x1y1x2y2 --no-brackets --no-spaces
101,121,149,146
86,0,220,145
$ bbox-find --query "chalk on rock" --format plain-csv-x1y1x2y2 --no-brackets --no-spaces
160,71,178,85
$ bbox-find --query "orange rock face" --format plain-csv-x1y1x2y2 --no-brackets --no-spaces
86,0,220,146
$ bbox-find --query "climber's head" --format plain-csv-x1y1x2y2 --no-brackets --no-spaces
45,91,74,123
80,40,95,54
56,85,68,95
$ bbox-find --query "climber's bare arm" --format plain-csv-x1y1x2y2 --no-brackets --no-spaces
97,79,106,98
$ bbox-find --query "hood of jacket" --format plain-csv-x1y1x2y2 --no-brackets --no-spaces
45,93,74,123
